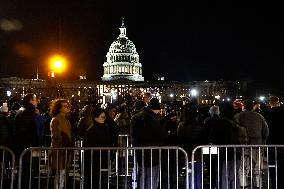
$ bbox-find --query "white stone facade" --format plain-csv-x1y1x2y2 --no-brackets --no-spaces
102,20,144,81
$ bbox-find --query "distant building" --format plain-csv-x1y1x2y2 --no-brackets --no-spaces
0,20,263,105
0,77,250,106
101,18,144,82
0,77,45,99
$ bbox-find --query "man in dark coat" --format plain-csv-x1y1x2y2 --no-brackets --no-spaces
13,93,40,188
132,98,167,189
13,93,39,158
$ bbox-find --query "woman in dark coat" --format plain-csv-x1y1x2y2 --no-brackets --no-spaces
83,107,114,188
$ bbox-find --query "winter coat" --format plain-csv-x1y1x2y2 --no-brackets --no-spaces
234,110,269,144
131,108,167,167
50,115,73,170
13,104,39,159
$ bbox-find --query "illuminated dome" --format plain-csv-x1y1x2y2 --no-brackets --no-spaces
109,37,137,54
102,19,144,82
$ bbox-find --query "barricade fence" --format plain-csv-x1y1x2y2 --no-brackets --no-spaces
18,146,189,189
191,145,284,189
0,146,15,189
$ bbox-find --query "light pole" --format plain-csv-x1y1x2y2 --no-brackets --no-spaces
47,54,67,98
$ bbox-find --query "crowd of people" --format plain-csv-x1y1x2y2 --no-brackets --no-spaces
0,92,283,189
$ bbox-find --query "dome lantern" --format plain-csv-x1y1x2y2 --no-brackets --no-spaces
119,17,126,37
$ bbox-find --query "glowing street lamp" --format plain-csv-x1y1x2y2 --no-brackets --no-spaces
49,54,67,74
7,90,12,97
46,54,67,98
190,89,198,97
259,96,265,101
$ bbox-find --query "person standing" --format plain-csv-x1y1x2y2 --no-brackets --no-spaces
142,92,151,105
83,107,114,189
234,99,269,188
13,93,40,188
49,99,73,189
13,93,39,157
132,98,167,189
77,104,94,141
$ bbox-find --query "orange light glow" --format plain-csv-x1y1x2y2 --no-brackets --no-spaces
49,54,67,73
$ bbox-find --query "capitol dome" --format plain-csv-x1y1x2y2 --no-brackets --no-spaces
102,19,144,82
109,37,136,54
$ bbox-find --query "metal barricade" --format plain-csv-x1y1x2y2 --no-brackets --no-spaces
18,146,189,189
191,145,284,189
0,146,16,189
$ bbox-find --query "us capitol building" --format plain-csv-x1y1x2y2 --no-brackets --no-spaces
102,19,144,82
0,20,247,104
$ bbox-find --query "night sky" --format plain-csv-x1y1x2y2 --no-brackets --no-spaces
0,1,282,84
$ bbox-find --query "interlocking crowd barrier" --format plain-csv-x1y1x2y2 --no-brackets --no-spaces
18,146,189,189
0,146,15,189
191,145,284,189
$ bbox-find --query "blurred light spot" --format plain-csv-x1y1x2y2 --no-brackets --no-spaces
0,19,23,31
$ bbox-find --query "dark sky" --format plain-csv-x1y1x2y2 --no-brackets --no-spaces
0,1,282,83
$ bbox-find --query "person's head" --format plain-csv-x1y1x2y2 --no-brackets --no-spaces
0,102,8,115
23,93,38,108
233,99,243,110
243,99,254,111
11,102,21,111
209,105,220,117
269,96,280,108
147,98,161,114
253,101,261,112
182,97,190,105
37,97,50,113
49,99,71,118
134,100,146,112
219,102,234,118
93,107,106,124
142,92,151,104
182,103,199,122
105,103,117,119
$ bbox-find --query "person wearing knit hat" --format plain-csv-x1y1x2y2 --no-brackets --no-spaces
147,98,161,114
209,105,220,117
134,100,146,112
131,97,167,188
